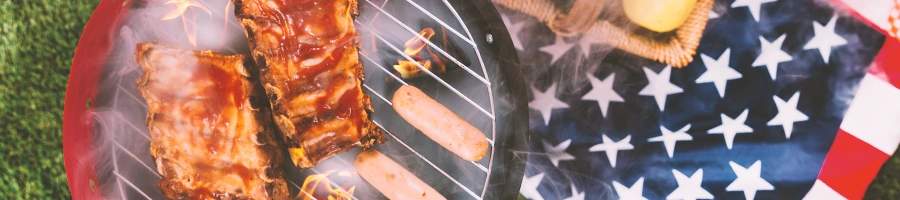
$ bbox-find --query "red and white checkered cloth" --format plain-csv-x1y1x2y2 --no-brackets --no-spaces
888,0,899,37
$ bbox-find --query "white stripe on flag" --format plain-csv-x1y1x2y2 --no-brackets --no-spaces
840,74,900,154
803,179,847,200
837,0,894,31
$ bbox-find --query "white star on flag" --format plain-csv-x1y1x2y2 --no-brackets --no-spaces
727,160,775,200
529,83,569,126
708,109,754,149
501,14,527,51
578,35,603,57
639,66,683,111
697,48,743,98
613,178,648,200
589,134,634,168
709,10,720,19
521,173,545,200
540,35,576,65
543,139,575,167
753,34,793,80
767,92,808,139
803,14,847,64
582,72,624,118
668,168,714,200
563,184,586,200
648,124,693,158
731,0,777,22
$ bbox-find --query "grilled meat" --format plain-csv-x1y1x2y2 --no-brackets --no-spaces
135,42,288,199
233,0,384,168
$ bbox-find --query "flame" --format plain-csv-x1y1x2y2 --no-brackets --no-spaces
217,1,233,51
395,60,432,79
161,0,213,47
403,28,436,56
300,170,356,200
394,28,446,79
161,0,211,20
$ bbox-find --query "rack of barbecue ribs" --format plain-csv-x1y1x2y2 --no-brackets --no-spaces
135,42,289,199
233,0,385,168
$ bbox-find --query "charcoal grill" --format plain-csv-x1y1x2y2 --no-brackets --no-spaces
63,0,529,199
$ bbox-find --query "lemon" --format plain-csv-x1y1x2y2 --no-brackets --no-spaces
623,0,697,32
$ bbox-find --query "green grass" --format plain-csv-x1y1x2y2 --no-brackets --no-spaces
0,0,96,199
0,0,897,199
868,150,900,199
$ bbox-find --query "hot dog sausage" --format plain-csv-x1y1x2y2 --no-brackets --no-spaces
355,149,446,200
391,85,489,161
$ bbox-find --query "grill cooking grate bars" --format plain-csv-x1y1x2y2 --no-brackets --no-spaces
104,0,500,199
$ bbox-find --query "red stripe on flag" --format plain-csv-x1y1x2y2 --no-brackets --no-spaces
818,129,891,200
816,2,900,199
869,38,900,89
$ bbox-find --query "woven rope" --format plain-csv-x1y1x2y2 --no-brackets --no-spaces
493,0,713,67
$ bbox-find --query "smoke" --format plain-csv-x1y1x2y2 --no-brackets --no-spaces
495,0,885,198
83,0,519,199
86,0,245,199
494,0,627,96
497,0,737,97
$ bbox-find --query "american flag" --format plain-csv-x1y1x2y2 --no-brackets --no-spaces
497,0,900,199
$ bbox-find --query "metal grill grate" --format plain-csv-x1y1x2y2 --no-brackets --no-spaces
100,0,501,199
354,0,498,199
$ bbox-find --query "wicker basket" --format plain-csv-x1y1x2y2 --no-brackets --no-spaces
493,0,714,68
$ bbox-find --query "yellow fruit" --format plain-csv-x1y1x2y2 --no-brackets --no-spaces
623,0,697,32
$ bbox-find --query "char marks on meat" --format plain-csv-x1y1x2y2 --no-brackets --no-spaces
233,0,384,168
135,42,289,199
